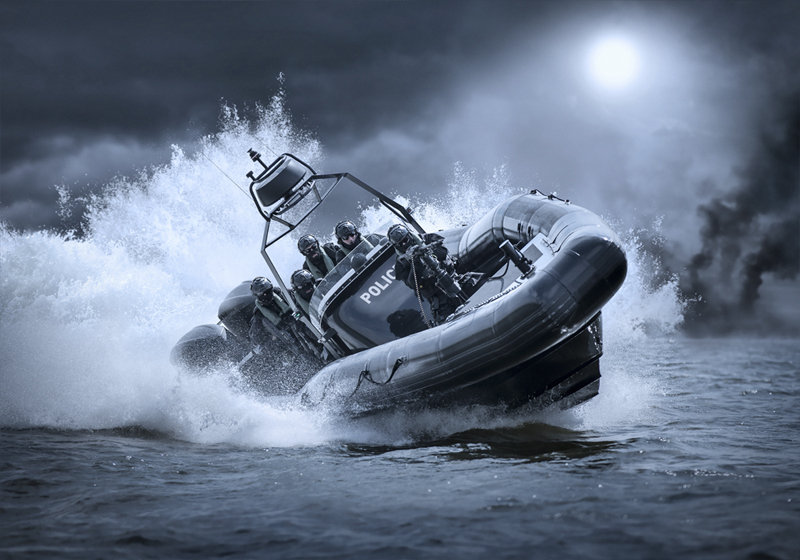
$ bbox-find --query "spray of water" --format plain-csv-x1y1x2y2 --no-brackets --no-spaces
552,219,686,432
0,96,684,445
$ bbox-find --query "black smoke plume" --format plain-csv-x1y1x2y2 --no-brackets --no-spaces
680,93,799,335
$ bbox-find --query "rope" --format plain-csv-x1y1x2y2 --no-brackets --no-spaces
411,256,434,329
200,151,250,198
350,358,406,397
252,136,280,159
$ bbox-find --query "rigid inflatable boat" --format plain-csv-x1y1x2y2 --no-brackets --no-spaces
171,152,627,416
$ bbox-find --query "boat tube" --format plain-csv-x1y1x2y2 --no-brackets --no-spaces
171,152,627,415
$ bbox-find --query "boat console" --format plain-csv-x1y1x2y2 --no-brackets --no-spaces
309,238,432,352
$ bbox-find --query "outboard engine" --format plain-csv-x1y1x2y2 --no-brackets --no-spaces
170,281,257,371
218,281,258,341
170,324,237,370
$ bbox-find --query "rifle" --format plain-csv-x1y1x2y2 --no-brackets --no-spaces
408,243,466,303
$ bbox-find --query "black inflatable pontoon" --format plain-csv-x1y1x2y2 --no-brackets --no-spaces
171,152,627,416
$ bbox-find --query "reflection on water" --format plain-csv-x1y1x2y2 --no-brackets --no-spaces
343,423,622,462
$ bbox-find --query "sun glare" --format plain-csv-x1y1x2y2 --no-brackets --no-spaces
589,37,641,90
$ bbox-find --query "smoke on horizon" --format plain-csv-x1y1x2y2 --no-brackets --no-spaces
675,93,799,335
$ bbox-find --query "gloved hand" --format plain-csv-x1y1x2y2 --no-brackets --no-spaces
278,315,296,330
252,344,262,355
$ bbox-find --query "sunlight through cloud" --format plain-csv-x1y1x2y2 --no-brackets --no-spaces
588,37,641,90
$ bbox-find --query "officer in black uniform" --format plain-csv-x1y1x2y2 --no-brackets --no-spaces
333,220,386,261
245,276,322,394
298,234,339,279
248,276,296,354
387,224,465,325
290,269,317,319
287,268,330,360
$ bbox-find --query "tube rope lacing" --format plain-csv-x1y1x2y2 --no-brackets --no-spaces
350,357,406,397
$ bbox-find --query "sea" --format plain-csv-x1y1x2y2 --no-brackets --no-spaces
2,101,798,559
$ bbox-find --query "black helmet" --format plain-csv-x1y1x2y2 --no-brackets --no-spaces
388,224,414,253
250,276,273,303
298,234,320,256
335,220,359,246
291,269,316,300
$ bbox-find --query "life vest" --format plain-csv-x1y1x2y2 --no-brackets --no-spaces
255,293,292,327
305,251,336,279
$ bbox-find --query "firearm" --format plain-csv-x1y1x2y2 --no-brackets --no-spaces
408,242,466,303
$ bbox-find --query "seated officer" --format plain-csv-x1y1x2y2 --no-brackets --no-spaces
288,268,328,358
248,276,295,353
298,234,338,279
290,269,317,319
333,220,384,261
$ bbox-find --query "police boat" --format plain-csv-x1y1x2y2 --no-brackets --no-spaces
171,152,627,416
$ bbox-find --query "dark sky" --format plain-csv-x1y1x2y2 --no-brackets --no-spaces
2,0,799,332
2,0,565,229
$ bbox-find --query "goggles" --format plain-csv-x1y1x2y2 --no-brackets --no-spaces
301,243,320,256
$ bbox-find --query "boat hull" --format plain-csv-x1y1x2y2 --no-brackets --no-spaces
298,193,626,416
